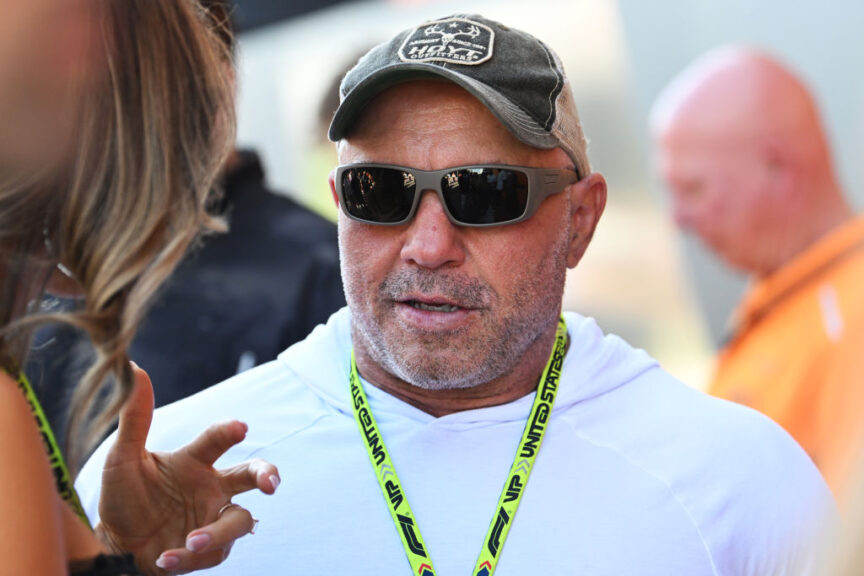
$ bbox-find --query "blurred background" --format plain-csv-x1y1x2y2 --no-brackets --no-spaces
228,0,864,390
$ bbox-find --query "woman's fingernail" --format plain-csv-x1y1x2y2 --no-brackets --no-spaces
269,474,280,491
156,554,180,570
186,533,212,552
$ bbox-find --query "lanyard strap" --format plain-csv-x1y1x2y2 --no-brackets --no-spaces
14,370,91,527
350,316,567,576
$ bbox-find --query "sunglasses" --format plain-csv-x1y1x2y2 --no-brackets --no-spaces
334,164,580,227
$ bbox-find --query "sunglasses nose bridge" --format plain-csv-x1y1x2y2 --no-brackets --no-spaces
412,171,443,194
411,171,453,219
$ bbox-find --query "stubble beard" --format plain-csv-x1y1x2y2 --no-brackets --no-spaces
346,226,571,391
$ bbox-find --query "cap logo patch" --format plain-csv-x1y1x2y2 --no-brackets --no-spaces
398,17,494,66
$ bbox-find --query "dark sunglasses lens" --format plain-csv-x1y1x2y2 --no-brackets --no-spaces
341,167,416,223
441,168,529,224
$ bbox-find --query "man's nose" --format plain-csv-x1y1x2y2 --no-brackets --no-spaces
400,190,466,269
672,203,690,229
671,197,699,231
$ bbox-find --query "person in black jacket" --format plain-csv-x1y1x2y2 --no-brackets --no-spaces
130,148,344,406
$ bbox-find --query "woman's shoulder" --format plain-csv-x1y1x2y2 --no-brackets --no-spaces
0,370,56,475
0,369,38,438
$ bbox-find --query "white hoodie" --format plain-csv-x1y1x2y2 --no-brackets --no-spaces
77,308,833,575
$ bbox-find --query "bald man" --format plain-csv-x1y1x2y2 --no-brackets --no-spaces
652,46,864,500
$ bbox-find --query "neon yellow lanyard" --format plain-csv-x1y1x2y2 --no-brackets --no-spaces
350,316,567,576
14,370,91,527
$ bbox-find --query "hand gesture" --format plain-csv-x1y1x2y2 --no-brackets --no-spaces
96,364,280,574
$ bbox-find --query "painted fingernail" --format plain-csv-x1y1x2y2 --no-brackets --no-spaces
186,533,212,552
156,554,180,570
269,474,280,491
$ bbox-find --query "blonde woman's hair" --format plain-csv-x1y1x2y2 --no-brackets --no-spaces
0,0,235,469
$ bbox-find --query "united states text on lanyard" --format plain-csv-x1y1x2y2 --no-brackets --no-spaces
350,316,567,576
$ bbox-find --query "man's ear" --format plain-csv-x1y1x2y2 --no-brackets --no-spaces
759,138,795,197
328,169,340,207
566,173,607,269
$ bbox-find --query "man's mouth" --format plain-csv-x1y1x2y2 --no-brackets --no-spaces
406,300,460,313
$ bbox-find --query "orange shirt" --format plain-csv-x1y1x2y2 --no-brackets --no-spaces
710,215,864,502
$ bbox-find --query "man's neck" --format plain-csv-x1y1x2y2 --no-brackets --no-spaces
758,195,852,278
352,330,567,417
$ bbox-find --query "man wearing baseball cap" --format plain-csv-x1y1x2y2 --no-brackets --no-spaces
77,14,833,575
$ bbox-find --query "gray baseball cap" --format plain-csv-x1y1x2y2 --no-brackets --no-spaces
328,14,591,179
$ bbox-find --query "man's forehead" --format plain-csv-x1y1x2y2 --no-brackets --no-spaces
337,81,572,169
